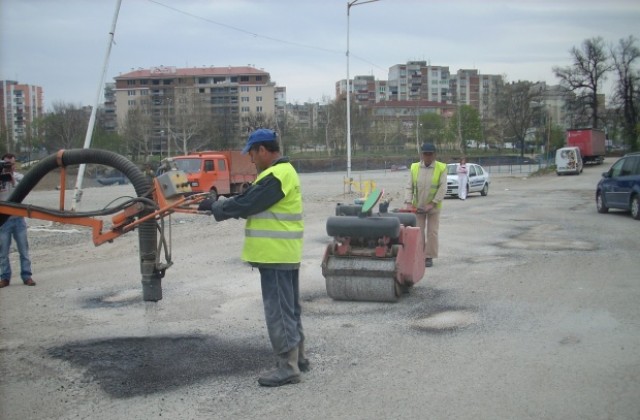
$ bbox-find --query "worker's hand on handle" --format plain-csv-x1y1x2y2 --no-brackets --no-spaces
415,203,434,214
197,198,215,214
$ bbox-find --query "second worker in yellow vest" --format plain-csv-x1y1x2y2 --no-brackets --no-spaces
404,143,447,268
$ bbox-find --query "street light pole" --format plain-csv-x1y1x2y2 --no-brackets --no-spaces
346,0,379,185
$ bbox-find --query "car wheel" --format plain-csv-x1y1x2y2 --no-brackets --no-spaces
480,183,489,196
596,191,609,214
631,195,640,220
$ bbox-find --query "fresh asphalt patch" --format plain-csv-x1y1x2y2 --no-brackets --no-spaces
48,335,271,398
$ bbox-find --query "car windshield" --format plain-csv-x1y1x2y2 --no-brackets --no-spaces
447,164,458,175
173,158,202,173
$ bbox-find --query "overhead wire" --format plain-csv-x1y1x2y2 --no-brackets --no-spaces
146,0,385,71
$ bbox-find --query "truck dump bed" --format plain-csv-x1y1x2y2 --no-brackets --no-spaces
218,151,257,177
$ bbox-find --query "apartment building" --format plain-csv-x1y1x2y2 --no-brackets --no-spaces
335,75,388,107
113,65,277,153
387,61,451,103
1,80,44,154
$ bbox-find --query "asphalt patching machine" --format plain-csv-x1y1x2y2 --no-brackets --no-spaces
321,188,425,302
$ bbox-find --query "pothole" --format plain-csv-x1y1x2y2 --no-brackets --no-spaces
411,310,477,333
85,289,142,307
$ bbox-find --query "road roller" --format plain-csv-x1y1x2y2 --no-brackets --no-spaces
321,189,425,302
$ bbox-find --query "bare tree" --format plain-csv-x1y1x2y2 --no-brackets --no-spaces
495,81,544,157
42,102,90,151
554,37,613,129
610,35,640,151
169,91,210,154
121,105,153,159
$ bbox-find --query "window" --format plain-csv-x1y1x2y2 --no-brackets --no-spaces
241,86,249,92
241,97,249,102
610,159,625,177
256,86,262,92
204,160,214,171
256,106,263,112
240,76,249,82
128,90,136,96
218,159,226,171
241,106,250,112
128,100,136,106
620,156,639,176
256,96,263,102
468,165,477,177
256,76,262,81
127,80,135,86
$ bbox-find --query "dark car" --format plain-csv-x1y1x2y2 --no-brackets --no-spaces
97,170,128,186
596,152,640,220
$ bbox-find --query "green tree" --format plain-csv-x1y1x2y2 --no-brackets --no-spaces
447,105,482,153
418,113,445,147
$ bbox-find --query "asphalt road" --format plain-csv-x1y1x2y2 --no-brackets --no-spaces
1,158,638,420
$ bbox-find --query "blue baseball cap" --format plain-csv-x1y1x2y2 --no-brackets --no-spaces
421,143,437,153
242,129,277,154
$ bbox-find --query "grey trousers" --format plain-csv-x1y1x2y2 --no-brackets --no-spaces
259,268,303,355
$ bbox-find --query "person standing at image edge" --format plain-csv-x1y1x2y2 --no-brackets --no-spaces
0,153,35,288
457,157,469,200
405,143,447,268
198,128,308,387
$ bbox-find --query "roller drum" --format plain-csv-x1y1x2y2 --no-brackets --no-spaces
323,256,399,302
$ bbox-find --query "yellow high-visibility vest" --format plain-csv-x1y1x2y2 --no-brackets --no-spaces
242,162,304,264
410,161,446,209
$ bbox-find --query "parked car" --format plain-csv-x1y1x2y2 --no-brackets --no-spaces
97,170,128,186
596,152,640,220
446,163,490,198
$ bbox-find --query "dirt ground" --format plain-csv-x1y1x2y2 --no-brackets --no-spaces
1,161,639,420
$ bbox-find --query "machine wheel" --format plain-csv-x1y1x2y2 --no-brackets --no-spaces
631,195,640,220
596,191,609,214
208,188,218,201
480,183,489,196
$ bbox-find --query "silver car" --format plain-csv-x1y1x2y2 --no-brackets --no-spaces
446,163,490,197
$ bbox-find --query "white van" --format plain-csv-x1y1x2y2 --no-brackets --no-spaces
556,146,583,175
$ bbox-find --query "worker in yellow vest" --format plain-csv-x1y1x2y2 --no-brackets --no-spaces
404,143,447,267
199,128,307,387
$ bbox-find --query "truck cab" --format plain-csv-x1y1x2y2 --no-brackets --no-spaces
166,151,257,200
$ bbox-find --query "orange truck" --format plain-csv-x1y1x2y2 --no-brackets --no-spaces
166,151,257,200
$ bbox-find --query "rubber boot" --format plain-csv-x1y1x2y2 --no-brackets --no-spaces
258,348,301,387
298,340,310,372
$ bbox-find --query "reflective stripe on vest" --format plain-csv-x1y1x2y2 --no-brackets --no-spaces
410,161,446,209
242,162,304,264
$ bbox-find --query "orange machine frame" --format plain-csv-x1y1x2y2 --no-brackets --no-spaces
0,168,208,246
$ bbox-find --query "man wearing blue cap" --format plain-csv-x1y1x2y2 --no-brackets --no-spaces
199,128,308,386
404,143,447,267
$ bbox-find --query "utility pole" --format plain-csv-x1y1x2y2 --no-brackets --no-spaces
346,0,379,187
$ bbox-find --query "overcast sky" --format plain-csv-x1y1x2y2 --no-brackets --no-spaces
2,0,639,110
